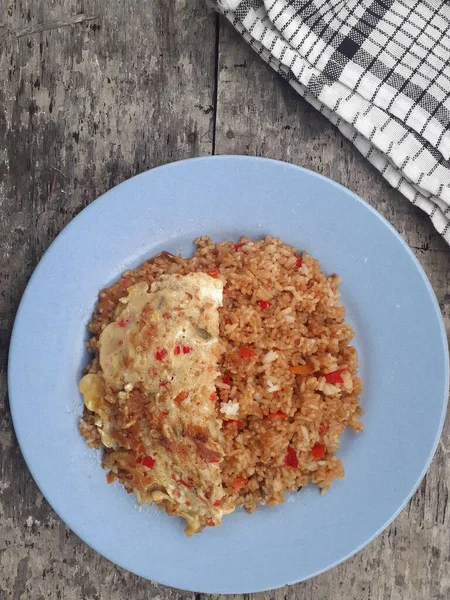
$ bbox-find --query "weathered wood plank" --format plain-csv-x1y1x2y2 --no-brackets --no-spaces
0,0,216,597
212,19,450,600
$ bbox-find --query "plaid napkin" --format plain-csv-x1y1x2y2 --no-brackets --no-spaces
214,0,450,244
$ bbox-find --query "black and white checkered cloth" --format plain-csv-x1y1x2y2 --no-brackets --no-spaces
215,0,450,243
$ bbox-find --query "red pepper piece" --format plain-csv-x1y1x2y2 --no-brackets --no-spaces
234,243,245,251
179,479,193,489
324,368,345,384
284,446,298,468
174,345,181,356
174,391,188,405
117,317,131,328
268,411,288,420
182,345,193,354
142,455,155,469
207,269,219,278
239,346,255,358
296,255,303,268
311,443,326,459
231,477,246,489
154,349,167,361
257,300,272,309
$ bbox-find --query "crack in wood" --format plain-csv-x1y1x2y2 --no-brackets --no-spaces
7,14,98,38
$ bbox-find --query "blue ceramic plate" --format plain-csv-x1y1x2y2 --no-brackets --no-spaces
9,156,448,593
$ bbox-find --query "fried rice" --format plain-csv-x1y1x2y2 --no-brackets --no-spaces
80,236,363,519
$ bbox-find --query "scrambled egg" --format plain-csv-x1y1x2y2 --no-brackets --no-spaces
79,273,227,534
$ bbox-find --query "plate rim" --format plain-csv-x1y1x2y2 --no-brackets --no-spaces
8,155,449,593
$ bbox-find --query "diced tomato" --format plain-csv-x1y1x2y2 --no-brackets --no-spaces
234,242,245,251
136,455,143,464
231,477,246,490
284,446,298,468
209,393,216,402
179,479,193,489
324,368,345,384
213,499,223,507
257,300,272,309
142,455,155,469
296,255,303,268
207,269,219,278
174,345,181,355
154,349,167,361
268,411,288,420
182,345,193,354
239,346,255,358
311,443,326,459
223,375,231,385
319,423,329,434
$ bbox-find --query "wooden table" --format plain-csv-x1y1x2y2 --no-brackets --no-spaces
1,2,449,598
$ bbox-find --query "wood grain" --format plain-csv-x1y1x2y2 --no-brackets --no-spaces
1,4,449,599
